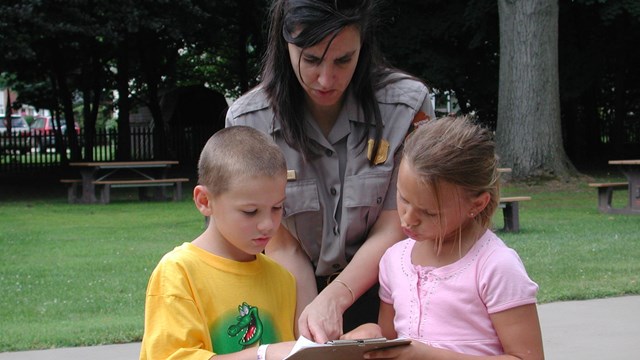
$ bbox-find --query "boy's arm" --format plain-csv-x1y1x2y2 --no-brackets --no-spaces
209,341,296,360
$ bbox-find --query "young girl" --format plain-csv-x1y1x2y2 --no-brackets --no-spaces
344,116,544,359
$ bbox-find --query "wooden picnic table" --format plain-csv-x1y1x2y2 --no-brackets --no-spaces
608,159,640,214
66,161,185,204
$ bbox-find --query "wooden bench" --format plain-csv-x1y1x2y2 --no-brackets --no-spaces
499,196,531,232
93,178,189,204
588,182,628,213
60,179,82,204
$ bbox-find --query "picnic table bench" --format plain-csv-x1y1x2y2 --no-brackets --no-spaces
499,196,532,232
93,178,189,204
63,161,188,204
588,182,629,213
498,168,531,232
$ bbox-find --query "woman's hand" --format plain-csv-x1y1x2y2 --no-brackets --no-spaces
300,210,405,343
297,280,352,343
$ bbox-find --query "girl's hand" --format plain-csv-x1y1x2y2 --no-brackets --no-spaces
362,341,427,359
341,323,383,340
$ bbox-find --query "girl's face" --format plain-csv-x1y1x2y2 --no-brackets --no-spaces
287,25,361,109
209,175,286,262
396,160,476,243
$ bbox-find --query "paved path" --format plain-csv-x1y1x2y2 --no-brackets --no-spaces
1,296,639,359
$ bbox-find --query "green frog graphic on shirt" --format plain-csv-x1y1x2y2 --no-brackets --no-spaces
227,302,264,347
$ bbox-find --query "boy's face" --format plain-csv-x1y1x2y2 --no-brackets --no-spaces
209,174,287,262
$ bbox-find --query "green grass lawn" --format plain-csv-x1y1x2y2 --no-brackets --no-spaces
1,170,639,351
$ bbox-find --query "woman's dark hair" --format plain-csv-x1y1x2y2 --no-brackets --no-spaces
261,0,396,163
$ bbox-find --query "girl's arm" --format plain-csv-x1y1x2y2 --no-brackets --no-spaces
363,304,544,360
340,300,396,341
490,303,545,359
377,300,398,340
300,210,405,343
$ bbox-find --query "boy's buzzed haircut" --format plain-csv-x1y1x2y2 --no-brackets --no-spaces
198,126,287,196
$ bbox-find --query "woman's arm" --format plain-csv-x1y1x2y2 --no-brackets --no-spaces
265,224,317,337
301,209,405,343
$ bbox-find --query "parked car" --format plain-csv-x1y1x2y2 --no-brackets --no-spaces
0,115,31,154
30,116,81,153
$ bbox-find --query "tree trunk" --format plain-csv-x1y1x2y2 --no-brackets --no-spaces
116,38,132,161
55,72,75,164
4,88,11,132
496,0,575,179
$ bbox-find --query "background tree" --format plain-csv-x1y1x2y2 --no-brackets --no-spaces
2,0,638,176
496,0,575,178
379,0,500,125
559,0,640,166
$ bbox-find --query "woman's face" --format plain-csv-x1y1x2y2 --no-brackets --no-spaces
287,25,361,109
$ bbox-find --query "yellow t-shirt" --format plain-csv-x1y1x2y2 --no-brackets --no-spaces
140,242,296,360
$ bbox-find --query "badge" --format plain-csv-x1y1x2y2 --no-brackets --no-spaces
367,139,389,165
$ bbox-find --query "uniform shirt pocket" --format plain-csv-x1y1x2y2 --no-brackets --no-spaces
282,179,322,260
284,179,320,216
343,170,392,232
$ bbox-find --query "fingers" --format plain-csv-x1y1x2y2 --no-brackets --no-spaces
308,322,329,344
297,296,345,343
297,312,312,340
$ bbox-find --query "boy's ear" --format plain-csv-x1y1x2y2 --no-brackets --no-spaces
194,185,213,217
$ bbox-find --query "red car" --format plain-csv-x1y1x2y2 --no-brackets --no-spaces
30,116,81,153
0,115,31,153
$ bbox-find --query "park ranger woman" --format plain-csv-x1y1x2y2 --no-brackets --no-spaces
226,0,435,343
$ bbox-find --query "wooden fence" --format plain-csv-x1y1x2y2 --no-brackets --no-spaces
0,127,201,173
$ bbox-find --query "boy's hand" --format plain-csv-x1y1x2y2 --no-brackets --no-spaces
340,323,383,340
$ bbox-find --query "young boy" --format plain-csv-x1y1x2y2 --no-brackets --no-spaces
140,126,296,360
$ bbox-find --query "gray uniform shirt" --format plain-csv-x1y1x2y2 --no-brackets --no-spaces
226,74,435,276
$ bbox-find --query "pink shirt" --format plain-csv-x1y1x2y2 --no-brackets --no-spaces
379,230,538,355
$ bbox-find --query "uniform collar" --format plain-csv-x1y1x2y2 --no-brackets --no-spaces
269,88,367,142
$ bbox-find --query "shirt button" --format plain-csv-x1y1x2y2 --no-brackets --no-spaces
330,187,337,196
377,197,382,204
325,149,333,157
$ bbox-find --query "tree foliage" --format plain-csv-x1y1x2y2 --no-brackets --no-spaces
1,0,638,173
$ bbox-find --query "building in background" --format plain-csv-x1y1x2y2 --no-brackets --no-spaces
1,87,42,118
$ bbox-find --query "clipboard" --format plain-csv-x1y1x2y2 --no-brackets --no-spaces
284,337,411,360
